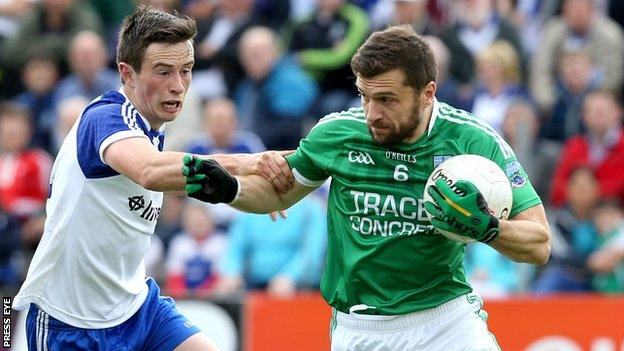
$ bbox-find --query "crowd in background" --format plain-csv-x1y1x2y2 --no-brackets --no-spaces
0,0,623,299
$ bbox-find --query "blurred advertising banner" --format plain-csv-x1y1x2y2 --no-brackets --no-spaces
243,293,623,351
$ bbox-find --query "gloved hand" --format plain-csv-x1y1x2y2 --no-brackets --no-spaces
424,178,500,243
182,154,239,204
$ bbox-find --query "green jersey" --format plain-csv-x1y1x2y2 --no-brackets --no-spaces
286,99,541,315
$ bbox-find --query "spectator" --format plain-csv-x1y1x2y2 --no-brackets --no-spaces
550,90,624,206
287,0,369,116
0,206,21,290
1,0,102,71
214,195,326,298
464,243,533,297
13,51,60,152
53,31,119,105
236,26,319,149
53,95,89,153
440,0,524,85
154,194,185,251
0,0,33,40
534,166,598,294
166,202,228,298
0,102,52,218
185,97,265,155
0,102,52,248
588,199,624,293
530,0,624,113
502,99,540,192
470,40,527,134
192,0,260,98
371,0,438,35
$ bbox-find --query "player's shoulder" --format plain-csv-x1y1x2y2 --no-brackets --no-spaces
309,107,367,136
81,90,127,122
433,101,499,140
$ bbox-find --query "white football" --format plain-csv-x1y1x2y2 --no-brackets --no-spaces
423,154,513,243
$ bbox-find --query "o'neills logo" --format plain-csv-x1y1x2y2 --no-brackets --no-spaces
429,170,466,196
386,151,416,163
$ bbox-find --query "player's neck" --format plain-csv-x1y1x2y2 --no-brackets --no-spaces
404,103,433,143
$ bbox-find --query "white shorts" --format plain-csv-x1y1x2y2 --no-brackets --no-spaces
330,293,501,351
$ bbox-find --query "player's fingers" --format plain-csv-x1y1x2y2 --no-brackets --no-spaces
424,201,442,218
263,153,293,193
433,178,458,199
185,183,202,194
183,154,195,166
269,212,278,221
279,210,288,219
454,180,479,195
426,185,447,209
271,151,295,184
185,174,207,182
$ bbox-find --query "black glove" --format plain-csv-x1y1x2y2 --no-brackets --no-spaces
182,154,239,204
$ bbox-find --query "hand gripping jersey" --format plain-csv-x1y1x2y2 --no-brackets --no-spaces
286,99,541,315
13,90,165,328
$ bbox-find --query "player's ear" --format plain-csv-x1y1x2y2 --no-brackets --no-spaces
422,81,436,105
118,62,136,88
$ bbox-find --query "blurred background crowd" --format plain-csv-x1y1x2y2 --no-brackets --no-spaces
0,0,623,300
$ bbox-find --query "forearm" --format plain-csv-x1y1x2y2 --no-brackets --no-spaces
231,175,292,213
489,218,550,265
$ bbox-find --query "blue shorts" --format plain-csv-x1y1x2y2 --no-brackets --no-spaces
25,278,201,351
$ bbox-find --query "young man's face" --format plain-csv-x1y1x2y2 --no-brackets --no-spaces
125,40,194,129
356,69,428,146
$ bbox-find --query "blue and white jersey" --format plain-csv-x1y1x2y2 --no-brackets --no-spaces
13,89,166,329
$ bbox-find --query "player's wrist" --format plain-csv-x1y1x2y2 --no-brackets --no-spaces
477,216,500,243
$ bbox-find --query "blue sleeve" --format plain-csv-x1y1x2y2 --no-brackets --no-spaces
279,197,327,286
220,215,248,278
77,103,146,178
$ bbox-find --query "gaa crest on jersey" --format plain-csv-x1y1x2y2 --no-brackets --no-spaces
433,155,452,168
348,151,375,165
505,161,526,188
128,195,161,222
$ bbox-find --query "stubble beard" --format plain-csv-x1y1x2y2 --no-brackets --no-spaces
368,104,421,146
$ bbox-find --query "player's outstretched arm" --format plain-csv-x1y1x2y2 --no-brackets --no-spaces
182,154,315,213
104,137,293,193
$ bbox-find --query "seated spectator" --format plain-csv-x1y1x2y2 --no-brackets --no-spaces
1,0,102,71
380,0,438,35
464,243,533,298
0,103,52,248
236,26,319,149
502,99,540,193
550,90,624,206
530,0,624,114
53,96,89,153
470,40,527,134
214,195,326,298
13,51,60,152
53,31,119,105
588,199,624,293
287,0,368,116
541,49,599,144
534,166,599,294
185,97,265,155
166,201,228,298
440,0,524,85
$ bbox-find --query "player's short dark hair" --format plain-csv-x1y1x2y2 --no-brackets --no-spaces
350,25,437,91
116,6,196,76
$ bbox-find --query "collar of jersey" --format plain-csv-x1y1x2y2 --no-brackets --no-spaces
118,87,167,135
426,97,440,138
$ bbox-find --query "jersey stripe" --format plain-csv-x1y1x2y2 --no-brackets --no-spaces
292,168,327,187
437,104,514,158
121,100,141,131
436,113,513,158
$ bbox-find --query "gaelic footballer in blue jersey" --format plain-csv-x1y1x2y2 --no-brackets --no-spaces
13,7,293,351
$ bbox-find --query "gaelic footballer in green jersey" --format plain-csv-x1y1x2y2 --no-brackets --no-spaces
285,100,541,315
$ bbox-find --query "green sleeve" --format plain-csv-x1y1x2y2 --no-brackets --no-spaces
298,4,369,71
286,120,342,186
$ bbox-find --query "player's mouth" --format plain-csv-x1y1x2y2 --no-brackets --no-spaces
161,100,181,113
